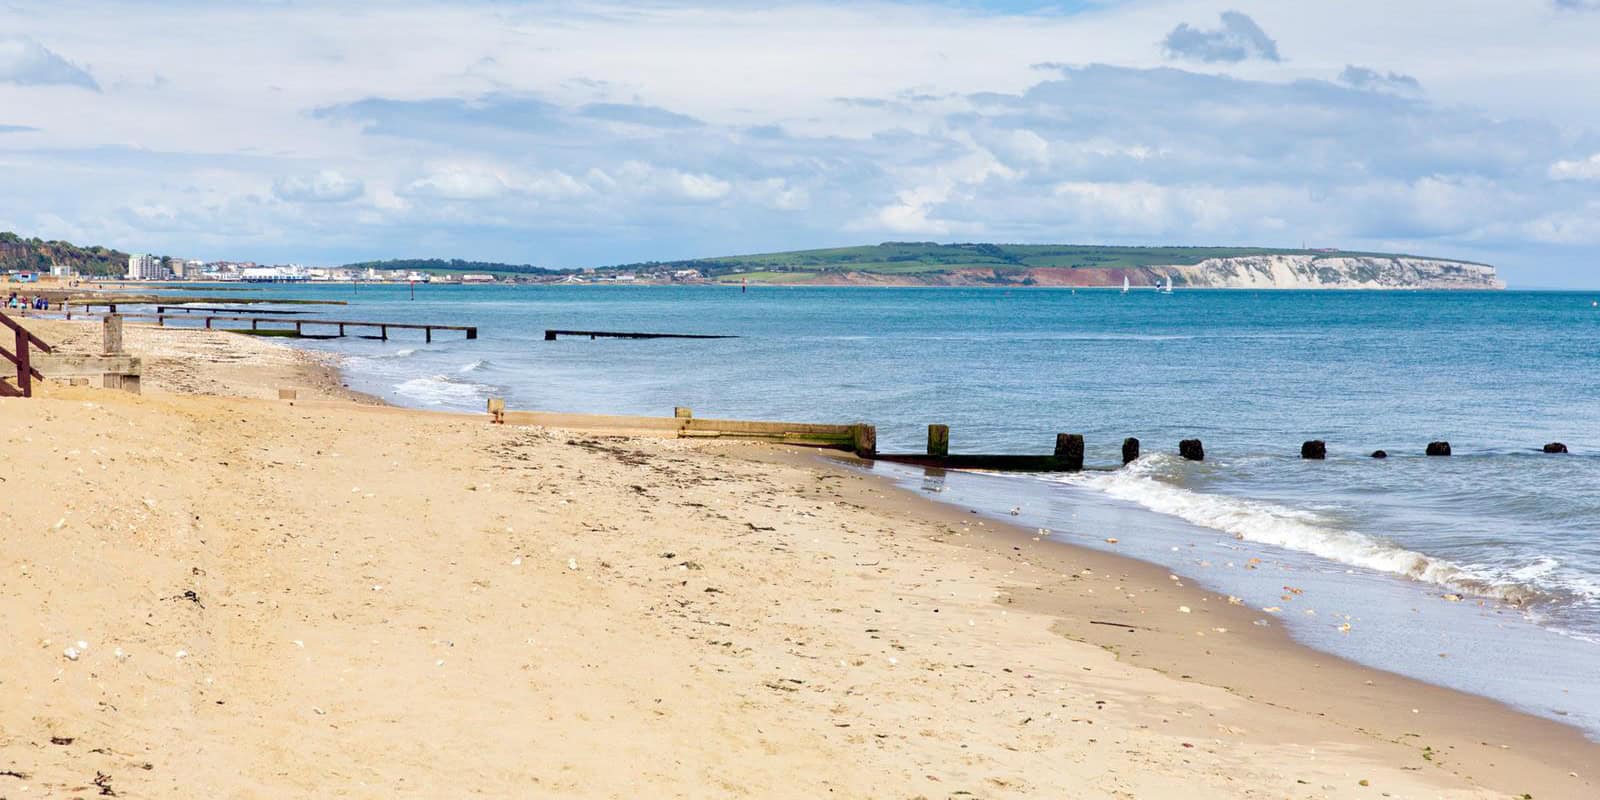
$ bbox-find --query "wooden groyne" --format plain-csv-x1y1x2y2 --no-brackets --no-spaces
476,407,1577,467
30,316,143,393
874,426,1086,471
869,428,1575,472
63,295,345,312
544,330,737,341
154,305,319,315
35,310,477,342
488,402,874,455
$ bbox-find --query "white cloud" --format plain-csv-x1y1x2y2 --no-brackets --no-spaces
866,145,1017,236
1162,11,1281,64
404,164,512,201
3,1,1600,282
742,178,809,211
1549,153,1600,181
1338,65,1422,94
0,36,98,90
612,161,732,201
273,170,364,203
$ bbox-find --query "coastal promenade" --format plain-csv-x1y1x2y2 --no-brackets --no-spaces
1,317,1594,798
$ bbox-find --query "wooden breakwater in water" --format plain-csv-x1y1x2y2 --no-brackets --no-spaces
31,309,478,342
874,425,1574,470
544,330,737,341
480,405,1576,466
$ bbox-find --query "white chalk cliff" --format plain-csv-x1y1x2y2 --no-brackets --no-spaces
1158,255,1503,289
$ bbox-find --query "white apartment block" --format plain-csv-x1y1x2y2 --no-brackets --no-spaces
126,253,166,280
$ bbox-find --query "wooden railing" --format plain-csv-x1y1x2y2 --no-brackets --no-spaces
0,311,53,397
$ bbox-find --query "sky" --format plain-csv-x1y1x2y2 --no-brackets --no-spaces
2,1,1600,285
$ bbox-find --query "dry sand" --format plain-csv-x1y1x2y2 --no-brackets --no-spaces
1,320,1595,798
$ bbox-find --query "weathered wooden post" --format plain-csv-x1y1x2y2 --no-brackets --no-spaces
927,424,950,457
1179,439,1205,462
1543,442,1568,454
487,397,506,425
14,324,31,397
674,407,693,419
1301,440,1326,460
1426,441,1452,457
851,424,877,458
102,314,124,355
1054,434,1084,471
1122,437,1140,465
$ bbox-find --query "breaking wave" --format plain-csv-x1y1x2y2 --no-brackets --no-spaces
393,374,495,407
1056,454,1558,607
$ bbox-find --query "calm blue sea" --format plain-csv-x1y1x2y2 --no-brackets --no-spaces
146,284,1600,736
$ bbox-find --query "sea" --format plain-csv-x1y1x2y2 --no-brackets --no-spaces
141,283,1600,738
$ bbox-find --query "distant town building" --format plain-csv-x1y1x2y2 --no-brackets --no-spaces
126,253,166,280
49,264,75,278
460,273,497,284
167,258,202,278
241,266,310,283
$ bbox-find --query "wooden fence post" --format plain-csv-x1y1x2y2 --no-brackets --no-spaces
851,424,877,458
1179,439,1205,461
102,314,124,355
1054,433,1084,472
927,424,950,457
15,326,30,397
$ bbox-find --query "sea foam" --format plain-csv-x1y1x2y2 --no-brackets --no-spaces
394,374,493,407
1059,454,1546,606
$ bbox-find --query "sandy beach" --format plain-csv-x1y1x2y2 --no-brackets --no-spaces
2,319,1595,799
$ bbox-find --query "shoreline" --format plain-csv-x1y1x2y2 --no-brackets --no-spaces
304,320,1597,747
790,450,1599,789
5,317,1594,796
305,323,1600,781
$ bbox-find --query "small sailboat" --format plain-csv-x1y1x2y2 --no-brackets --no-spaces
1158,276,1174,294
1121,276,1130,294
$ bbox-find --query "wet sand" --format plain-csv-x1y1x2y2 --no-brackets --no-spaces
0,318,1593,798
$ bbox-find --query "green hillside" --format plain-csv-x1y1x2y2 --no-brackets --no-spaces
606,242,1474,279
0,232,128,276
